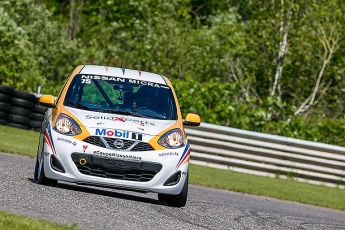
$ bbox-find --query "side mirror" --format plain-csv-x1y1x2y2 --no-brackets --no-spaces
183,113,201,126
39,95,56,108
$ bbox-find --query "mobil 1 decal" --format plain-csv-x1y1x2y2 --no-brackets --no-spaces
131,132,142,141
95,128,142,141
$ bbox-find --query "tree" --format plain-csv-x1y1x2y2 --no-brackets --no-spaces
0,6,40,91
1,0,84,94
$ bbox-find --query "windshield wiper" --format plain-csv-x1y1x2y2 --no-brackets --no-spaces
65,101,91,110
101,109,148,118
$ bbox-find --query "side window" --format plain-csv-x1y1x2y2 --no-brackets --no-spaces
64,77,82,103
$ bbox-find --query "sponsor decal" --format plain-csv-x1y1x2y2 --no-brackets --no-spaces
93,151,142,160
128,79,160,88
176,142,191,170
95,129,142,141
83,145,88,152
81,75,161,88
81,75,125,82
158,152,179,157
44,124,56,155
57,137,77,146
182,171,187,176
86,115,125,122
125,118,155,126
137,127,145,131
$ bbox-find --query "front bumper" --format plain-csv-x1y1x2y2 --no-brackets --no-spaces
43,131,190,195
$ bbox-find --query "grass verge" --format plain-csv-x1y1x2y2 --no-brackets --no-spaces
0,210,79,230
0,125,39,157
189,164,345,211
0,124,344,229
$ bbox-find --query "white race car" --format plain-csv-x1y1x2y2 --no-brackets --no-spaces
34,65,200,207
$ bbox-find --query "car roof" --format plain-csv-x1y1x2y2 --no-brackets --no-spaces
79,65,167,85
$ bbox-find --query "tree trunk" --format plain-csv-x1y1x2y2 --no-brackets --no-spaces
68,0,74,41
270,0,294,98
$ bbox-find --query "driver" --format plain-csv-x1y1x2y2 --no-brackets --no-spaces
135,86,159,112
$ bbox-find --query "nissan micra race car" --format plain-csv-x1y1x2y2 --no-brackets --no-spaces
34,65,200,207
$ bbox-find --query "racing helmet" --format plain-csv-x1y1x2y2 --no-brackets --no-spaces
136,86,159,110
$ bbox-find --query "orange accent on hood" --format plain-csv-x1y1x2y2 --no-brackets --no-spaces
52,105,90,141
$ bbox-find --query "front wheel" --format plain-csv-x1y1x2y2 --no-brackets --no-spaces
158,193,169,203
159,173,189,208
37,155,57,186
34,158,39,180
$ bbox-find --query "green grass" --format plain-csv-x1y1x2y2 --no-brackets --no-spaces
0,125,39,157
0,210,79,230
189,164,345,211
0,124,345,229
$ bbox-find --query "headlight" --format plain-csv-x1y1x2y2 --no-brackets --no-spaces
53,114,81,136
158,129,185,149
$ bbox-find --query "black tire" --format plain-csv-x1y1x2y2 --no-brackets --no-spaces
37,156,58,186
11,97,34,110
7,122,30,130
0,119,7,126
0,102,11,113
0,85,14,95
31,113,44,121
13,90,37,103
164,173,189,208
30,120,43,129
33,104,48,114
8,114,30,126
9,106,32,117
34,158,39,180
158,193,169,203
0,93,11,103
0,111,8,120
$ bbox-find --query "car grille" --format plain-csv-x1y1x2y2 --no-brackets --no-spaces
83,136,154,151
103,137,136,150
71,153,162,182
77,165,158,182
83,136,106,148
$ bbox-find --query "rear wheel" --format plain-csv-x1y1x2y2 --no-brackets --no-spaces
159,172,189,207
37,154,57,186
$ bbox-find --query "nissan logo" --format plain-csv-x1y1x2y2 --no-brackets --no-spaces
114,139,125,149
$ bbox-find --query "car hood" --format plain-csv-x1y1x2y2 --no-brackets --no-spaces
67,107,178,136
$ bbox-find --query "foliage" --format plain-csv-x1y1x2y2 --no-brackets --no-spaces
2,0,345,146
0,0,84,95
0,7,40,91
174,79,345,147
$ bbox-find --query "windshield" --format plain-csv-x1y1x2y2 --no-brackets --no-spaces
63,74,178,120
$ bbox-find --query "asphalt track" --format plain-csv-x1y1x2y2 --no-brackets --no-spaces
1,152,345,230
